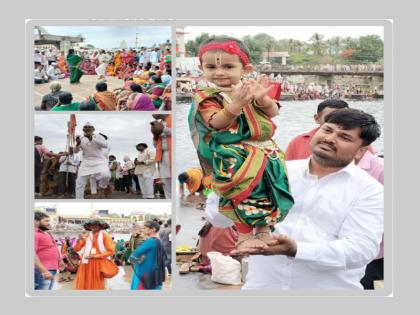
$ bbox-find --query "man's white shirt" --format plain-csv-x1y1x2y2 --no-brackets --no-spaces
74,135,109,176
58,154,80,173
240,158,384,290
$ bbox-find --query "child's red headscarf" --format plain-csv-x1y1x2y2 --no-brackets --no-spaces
198,40,250,65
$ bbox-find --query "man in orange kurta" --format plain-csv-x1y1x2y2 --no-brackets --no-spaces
73,220,115,290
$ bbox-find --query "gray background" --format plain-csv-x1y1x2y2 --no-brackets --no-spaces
1,0,417,313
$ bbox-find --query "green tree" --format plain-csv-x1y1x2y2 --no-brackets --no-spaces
242,35,264,64
342,36,359,50
289,52,315,65
356,35,384,63
308,33,326,56
145,213,159,221
185,33,213,57
328,36,342,57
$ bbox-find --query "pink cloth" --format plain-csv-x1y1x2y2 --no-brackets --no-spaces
357,150,384,185
35,228,60,270
198,226,238,265
285,128,319,161
285,127,375,161
131,93,156,111
35,144,49,156
357,150,384,259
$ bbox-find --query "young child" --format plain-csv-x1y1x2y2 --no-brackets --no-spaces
189,37,294,250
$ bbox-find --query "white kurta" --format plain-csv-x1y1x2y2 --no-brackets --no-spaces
75,135,109,176
95,54,111,76
207,159,384,290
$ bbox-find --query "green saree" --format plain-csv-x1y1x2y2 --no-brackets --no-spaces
66,54,83,84
189,88,294,229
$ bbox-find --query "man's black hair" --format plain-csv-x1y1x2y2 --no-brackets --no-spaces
324,108,381,146
59,92,73,105
96,81,108,92
79,99,96,111
35,211,49,221
151,75,162,84
178,172,189,183
317,99,349,114
130,84,143,93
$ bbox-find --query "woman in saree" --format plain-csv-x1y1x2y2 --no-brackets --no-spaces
130,221,166,290
189,37,294,250
91,81,117,111
60,237,80,276
146,75,166,109
105,62,115,76
66,49,83,84
80,59,96,75
73,219,116,290
114,51,122,74
57,52,68,75
126,84,156,111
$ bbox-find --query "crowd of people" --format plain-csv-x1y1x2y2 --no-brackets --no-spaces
177,74,383,101
53,221,141,234
176,36,384,290
34,115,172,199
257,63,384,72
35,46,172,111
35,211,171,290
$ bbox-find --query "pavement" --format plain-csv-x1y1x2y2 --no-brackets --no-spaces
174,264,242,290
53,265,172,290
35,191,167,200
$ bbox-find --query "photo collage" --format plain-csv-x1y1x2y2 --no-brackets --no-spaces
31,23,385,293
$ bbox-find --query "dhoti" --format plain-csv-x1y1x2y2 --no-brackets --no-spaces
76,172,110,199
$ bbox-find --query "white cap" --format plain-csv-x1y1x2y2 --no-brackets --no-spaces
83,122,94,128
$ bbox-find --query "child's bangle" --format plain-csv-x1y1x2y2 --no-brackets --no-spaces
254,99,277,109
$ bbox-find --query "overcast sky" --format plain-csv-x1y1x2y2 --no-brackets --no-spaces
38,26,171,49
184,26,384,42
34,113,165,162
34,202,171,216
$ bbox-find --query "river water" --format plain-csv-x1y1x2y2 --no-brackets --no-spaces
176,99,384,172
175,99,384,247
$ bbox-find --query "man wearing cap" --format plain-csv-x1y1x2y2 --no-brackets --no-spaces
134,143,156,199
74,122,111,199
73,218,116,289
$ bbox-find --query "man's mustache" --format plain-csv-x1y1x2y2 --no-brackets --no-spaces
317,140,336,151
